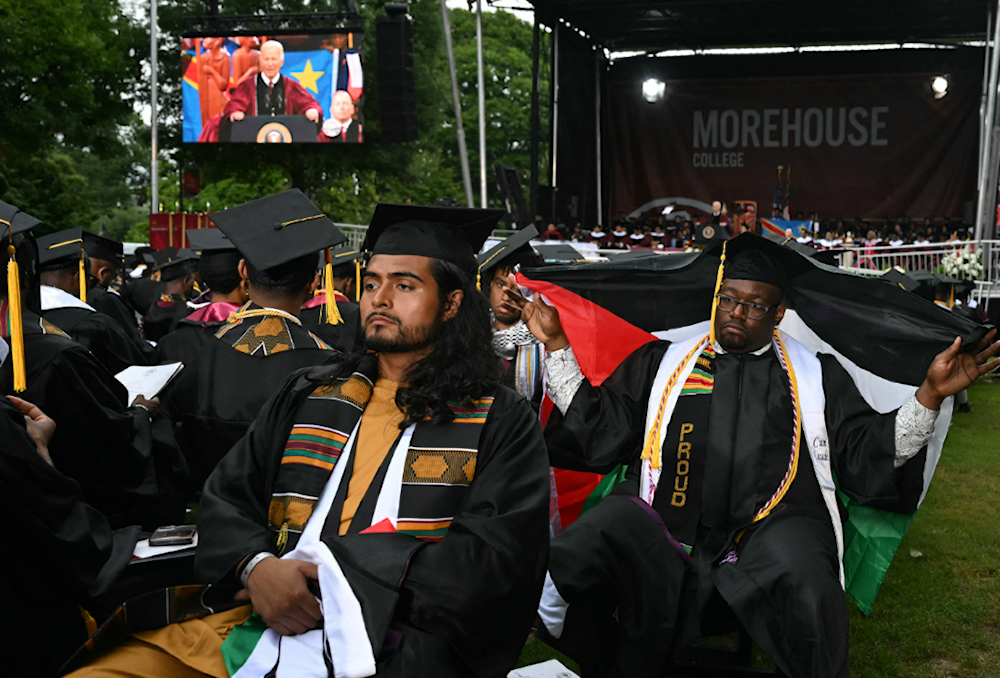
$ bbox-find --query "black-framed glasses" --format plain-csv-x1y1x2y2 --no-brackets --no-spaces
715,294,778,320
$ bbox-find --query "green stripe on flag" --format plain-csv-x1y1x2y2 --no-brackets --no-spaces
221,613,267,676
579,464,628,516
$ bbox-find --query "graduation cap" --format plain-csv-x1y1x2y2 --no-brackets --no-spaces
151,248,200,282
535,243,585,263
477,224,539,278
209,189,348,324
82,232,124,266
881,267,921,293
0,200,43,393
362,203,504,287
328,245,364,302
185,228,236,254
36,228,89,303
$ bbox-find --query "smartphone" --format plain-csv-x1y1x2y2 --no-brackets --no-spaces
149,525,197,546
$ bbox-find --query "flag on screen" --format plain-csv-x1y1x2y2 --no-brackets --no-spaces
281,49,335,118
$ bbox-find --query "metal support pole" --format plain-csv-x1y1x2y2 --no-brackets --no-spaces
528,19,541,223
979,10,993,187
440,0,474,207
150,0,159,213
476,0,487,208
976,0,1000,241
595,51,603,227
551,22,560,219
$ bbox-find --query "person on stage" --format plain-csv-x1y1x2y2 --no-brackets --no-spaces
69,202,550,678
321,90,363,142
518,234,999,678
198,40,323,142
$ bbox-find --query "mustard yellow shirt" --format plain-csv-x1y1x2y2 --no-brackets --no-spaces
338,378,405,535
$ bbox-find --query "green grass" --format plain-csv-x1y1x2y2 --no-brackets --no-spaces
517,380,1000,676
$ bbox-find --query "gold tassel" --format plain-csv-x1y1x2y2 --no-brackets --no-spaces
708,241,728,346
7,246,26,392
949,284,955,309
476,269,481,292
355,259,361,302
324,248,343,325
78,255,87,302
78,606,98,638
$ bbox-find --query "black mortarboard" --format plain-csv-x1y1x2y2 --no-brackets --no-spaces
37,228,86,270
881,268,921,293
134,246,158,267
760,229,839,266
152,248,200,282
209,189,347,273
363,203,504,278
709,233,815,292
535,243,585,263
186,228,237,254
82,232,124,265
0,200,42,240
477,224,539,275
602,249,664,262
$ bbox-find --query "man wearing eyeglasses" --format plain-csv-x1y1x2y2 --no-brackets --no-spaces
515,237,999,678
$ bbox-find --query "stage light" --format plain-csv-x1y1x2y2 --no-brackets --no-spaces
931,75,949,99
642,78,665,103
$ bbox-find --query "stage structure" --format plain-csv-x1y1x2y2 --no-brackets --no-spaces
527,0,997,238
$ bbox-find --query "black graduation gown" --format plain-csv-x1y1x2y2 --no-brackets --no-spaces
543,341,928,678
88,285,143,339
196,371,551,678
119,276,163,316
299,299,361,354
154,302,238,367
42,305,155,373
159,307,343,488
143,294,191,342
0,310,188,530
0,396,113,677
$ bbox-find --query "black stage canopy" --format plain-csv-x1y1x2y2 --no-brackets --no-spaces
528,0,989,52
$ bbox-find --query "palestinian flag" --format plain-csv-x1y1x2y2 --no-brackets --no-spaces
518,234,991,614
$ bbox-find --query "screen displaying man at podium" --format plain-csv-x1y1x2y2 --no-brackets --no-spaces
183,32,365,144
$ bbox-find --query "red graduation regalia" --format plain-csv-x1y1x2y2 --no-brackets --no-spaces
199,74,324,142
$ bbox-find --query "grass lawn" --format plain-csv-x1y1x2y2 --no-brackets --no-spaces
517,379,1000,676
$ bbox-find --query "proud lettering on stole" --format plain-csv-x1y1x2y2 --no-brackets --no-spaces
672,422,694,506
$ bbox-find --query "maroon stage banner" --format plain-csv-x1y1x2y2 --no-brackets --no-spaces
608,71,979,220
148,212,215,250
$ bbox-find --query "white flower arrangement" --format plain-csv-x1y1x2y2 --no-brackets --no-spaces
940,249,983,279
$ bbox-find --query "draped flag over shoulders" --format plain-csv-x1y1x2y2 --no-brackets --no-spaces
518,242,992,614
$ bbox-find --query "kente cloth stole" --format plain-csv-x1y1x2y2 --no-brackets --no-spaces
214,302,332,354
268,354,495,554
651,346,715,553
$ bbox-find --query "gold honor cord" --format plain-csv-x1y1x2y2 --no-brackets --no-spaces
79,256,87,302
4,224,26,391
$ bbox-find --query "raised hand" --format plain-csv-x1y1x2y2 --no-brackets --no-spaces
236,557,322,636
916,329,1000,410
513,291,569,352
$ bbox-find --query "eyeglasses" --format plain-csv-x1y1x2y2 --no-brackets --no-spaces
715,294,778,320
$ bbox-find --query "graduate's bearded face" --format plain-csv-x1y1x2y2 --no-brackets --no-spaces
715,278,786,354
361,254,462,355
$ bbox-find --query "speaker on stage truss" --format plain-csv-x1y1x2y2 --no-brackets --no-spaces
376,13,418,143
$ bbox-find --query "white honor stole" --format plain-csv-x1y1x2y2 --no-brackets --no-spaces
233,420,417,678
639,330,845,587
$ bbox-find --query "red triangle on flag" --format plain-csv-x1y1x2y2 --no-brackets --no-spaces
360,518,397,534
515,272,656,386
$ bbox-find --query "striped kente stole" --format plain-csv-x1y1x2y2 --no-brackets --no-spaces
268,353,496,553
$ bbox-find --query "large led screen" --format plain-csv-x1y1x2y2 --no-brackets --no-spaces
182,33,364,144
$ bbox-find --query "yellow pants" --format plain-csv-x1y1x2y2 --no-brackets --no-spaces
67,606,253,678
